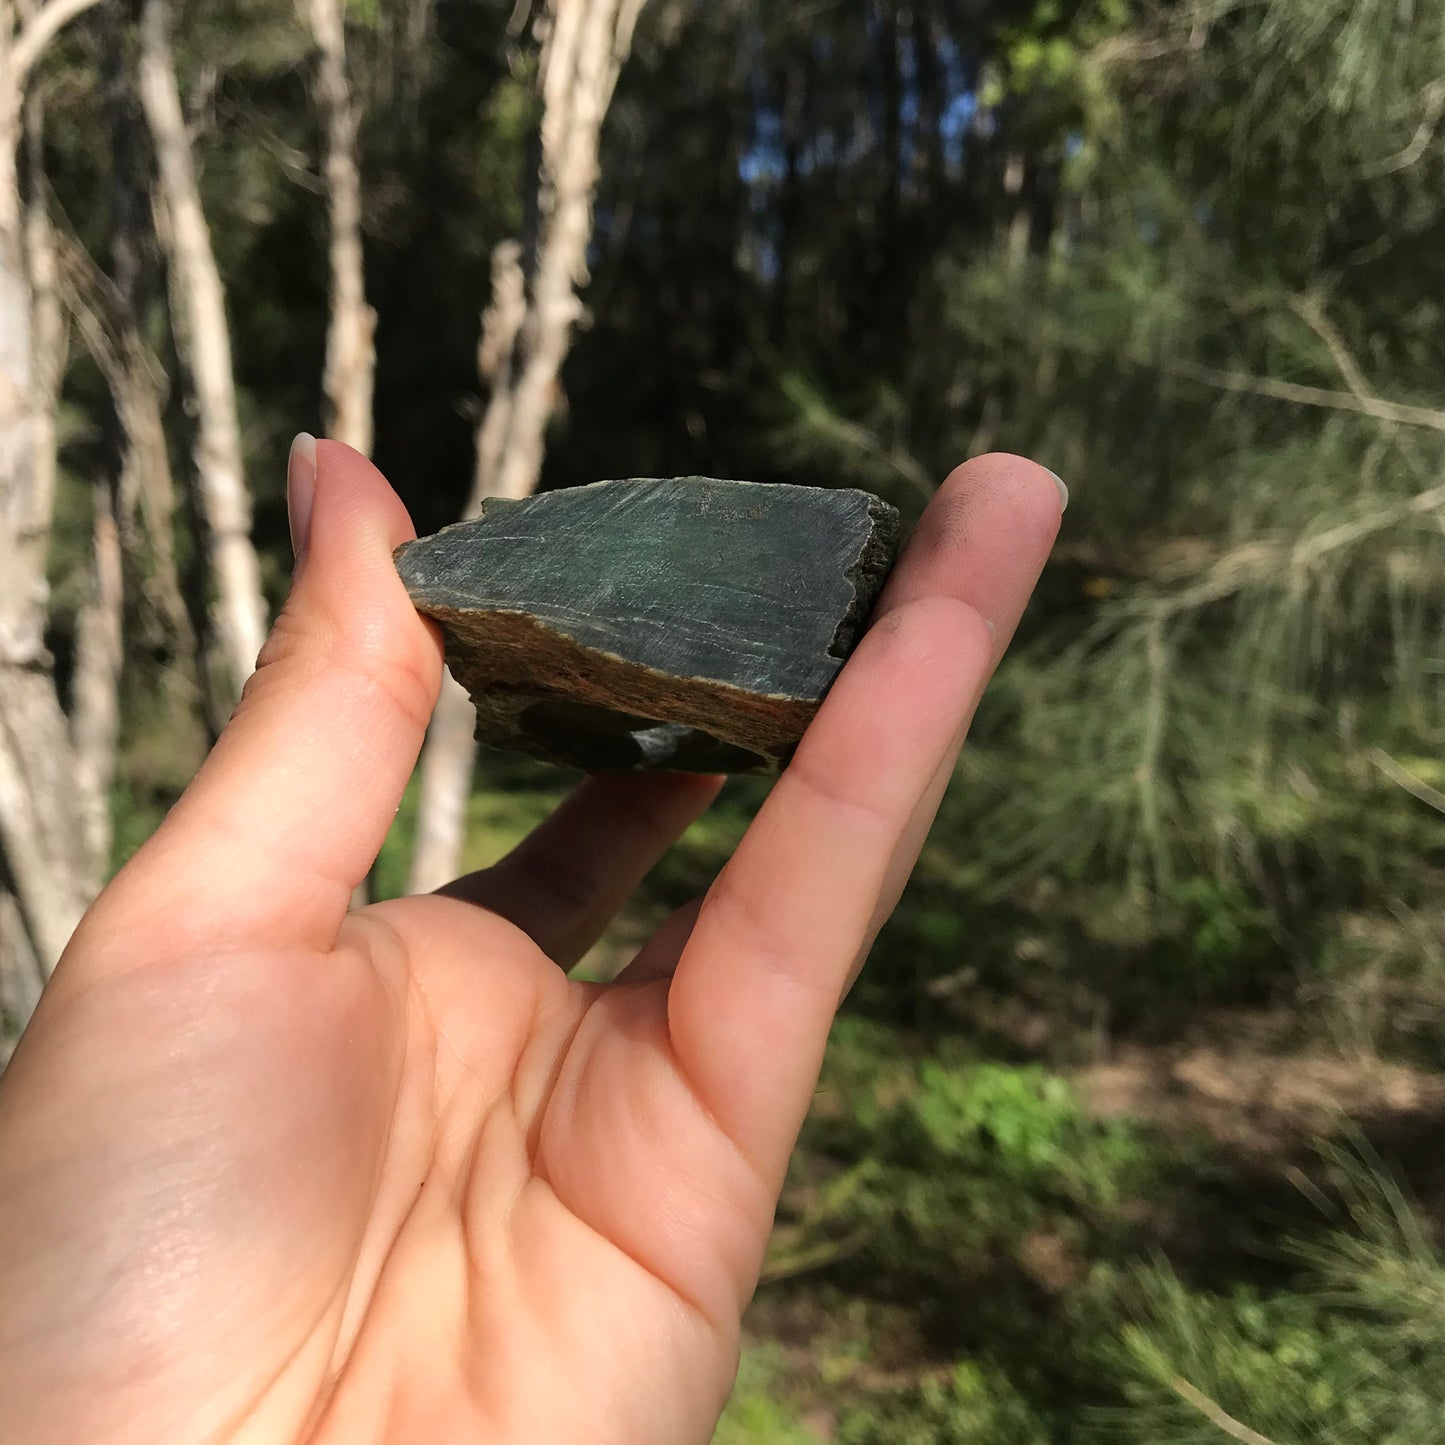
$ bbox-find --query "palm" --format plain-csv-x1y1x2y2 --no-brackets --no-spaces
312,900,756,1445
0,444,1062,1444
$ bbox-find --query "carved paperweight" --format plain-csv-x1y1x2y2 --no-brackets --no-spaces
395,477,900,774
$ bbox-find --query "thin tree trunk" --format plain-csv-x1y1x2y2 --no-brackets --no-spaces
304,0,375,456
880,0,901,223
1003,147,1031,264
23,88,63,562
407,0,649,894
407,675,478,893
0,883,43,1046
25,86,123,881
911,0,944,194
0,0,107,1017
100,0,196,698
401,0,433,117
138,0,267,701
70,486,123,873
302,0,377,911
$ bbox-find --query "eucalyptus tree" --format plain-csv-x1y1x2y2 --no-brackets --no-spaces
409,0,651,894
138,0,268,702
0,0,108,1025
303,0,375,457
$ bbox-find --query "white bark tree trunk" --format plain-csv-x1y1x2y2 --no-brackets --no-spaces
138,0,267,701
96,13,200,716
70,486,123,874
0,0,107,1021
1003,149,1030,265
407,0,648,894
302,0,376,910
23,90,62,569
304,0,375,456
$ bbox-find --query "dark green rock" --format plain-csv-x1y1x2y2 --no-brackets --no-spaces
394,476,901,774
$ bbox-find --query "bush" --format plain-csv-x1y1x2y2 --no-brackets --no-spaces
837,1361,1053,1445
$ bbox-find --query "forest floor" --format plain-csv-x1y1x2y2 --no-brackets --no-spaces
720,998,1445,1442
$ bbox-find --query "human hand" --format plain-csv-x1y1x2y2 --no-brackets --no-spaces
0,442,1062,1444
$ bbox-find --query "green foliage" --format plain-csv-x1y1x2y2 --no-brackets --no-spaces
907,1062,1142,1205
1299,1143,1445,1349
760,0,1445,1013
1096,1265,1445,1445
1094,1147,1445,1445
838,1361,1053,1445
713,1346,826,1445
783,1019,1155,1298
1102,1271,1381,1444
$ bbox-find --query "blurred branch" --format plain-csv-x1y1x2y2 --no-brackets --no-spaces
1169,1376,1279,1445
1136,620,1169,887
506,0,534,38
1088,0,1254,71
11,0,103,88
51,216,197,673
1368,749,1445,816
1091,25,1206,68
1361,78,1445,178
777,372,934,501
762,1225,873,1283
1159,355,1445,433
1287,294,1377,411
1132,482,1445,616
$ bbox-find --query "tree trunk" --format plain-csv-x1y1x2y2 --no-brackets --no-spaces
70,486,124,873
0,0,107,1021
27,85,123,882
407,0,649,894
911,0,944,194
304,0,375,456
0,884,42,1048
23,89,63,567
138,0,267,701
100,0,198,701
1004,147,1031,265
301,0,378,911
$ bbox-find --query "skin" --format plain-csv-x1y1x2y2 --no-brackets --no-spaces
0,443,1061,1445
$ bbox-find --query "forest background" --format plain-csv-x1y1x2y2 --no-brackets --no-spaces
1,0,1443,1439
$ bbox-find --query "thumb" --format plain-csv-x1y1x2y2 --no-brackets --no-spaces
73,439,443,970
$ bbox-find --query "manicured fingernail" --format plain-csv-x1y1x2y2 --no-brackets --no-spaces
1044,467,1069,512
288,433,317,562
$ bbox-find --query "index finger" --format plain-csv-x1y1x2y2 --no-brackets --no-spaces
664,455,1062,1182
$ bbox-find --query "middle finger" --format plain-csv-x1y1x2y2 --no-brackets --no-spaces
436,771,723,969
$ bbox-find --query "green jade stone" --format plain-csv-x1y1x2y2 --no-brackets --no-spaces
394,477,901,774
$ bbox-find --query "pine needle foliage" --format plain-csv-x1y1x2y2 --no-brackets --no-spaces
774,0,1445,989
1092,1147,1445,1445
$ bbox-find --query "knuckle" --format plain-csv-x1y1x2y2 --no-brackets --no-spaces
347,639,439,739
237,595,438,741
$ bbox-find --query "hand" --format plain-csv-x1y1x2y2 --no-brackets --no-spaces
0,442,1061,1445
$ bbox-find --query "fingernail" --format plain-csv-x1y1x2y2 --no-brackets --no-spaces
1043,467,1069,513
288,433,317,562
985,619,997,640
